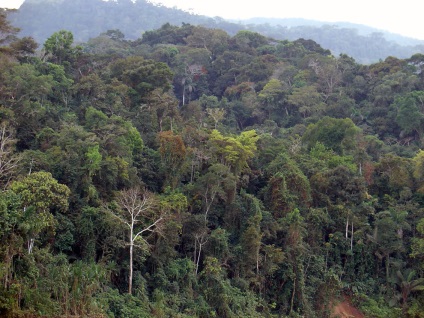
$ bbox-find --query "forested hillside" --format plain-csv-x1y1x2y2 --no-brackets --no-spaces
2,10,424,318
6,0,424,64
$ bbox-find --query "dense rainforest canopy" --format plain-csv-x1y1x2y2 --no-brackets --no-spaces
2,9,424,317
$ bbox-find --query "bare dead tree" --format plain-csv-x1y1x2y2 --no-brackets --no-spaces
109,187,163,294
0,124,21,189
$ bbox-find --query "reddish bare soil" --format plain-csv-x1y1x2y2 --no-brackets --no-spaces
331,296,365,318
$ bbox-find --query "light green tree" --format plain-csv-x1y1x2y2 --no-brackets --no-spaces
10,171,70,254
413,150,424,194
208,129,258,176
43,30,80,65
258,78,287,118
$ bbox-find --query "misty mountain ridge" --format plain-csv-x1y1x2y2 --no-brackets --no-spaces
6,0,424,64
240,17,424,46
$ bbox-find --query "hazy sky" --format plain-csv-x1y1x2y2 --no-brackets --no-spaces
3,0,424,40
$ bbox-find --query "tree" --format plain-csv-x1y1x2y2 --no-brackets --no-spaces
240,204,262,280
258,78,287,118
307,55,342,101
368,208,409,285
144,89,181,132
206,107,225,129
108,187,164,294
0,9,19,53
394,91,424,142
281,209,310,315
411,217,424,265
208,129,259,176
231,30,269,53
10,171,70,254
185,26,229,57
0,123,20,189
37,62,74,109
159,131,186,189
413,150,424,193
373,154,414,196
393,269,424,315
175,56,209,105
1,62,58,147
265,153,311,217
9,36,38,62
85,144,102,179
211,51,253,96
43,30,80,65
287,85,325,118
2,63,54,107
192,164,237,274
150,188,188,266
109,56,173,104
0,189,24,293
302,116,361,155
141,23,194,46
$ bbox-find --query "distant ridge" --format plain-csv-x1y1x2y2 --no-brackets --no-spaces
240,17,424,46
5,0,424,64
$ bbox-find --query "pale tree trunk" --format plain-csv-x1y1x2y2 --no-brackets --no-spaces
203,189,216,222
195,232,208,275
256,250,259,276
110,188,162,295
346,217,349,239
182,85,186,105
24,205,35,254
346,216,355,251
386,254,390,286
196,242,201,275
193,187,217,275
25,163,34,254
0,125,21,189
28,238,34,254
127,215,163,294
129,226,134,294
290,276,296,314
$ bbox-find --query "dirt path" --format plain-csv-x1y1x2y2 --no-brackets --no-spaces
331,296,365,318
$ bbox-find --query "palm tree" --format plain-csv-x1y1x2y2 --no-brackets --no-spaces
393,269,424,315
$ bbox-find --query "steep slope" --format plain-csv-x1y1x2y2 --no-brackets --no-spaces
332,297,365,318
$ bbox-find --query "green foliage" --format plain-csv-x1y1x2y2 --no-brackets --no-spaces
10,172,70,251
2,14,424,318
199,256,264,317
373,154,414,196
302,116,361,155
265,152,311,216
356,294,402,318
141,23,195,46
413,150,424,194
43,30,81,69
411,217,424,263
208,129,258,175
85,144,102,178
394,94,424,135
11,171,70,213
98,288,151,318
109,56,173,102
159,131,186,189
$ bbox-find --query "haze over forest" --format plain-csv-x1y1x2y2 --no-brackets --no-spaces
5,0,424,64
1,0,424,317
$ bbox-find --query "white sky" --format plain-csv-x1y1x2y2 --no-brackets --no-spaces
3,0,424,40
